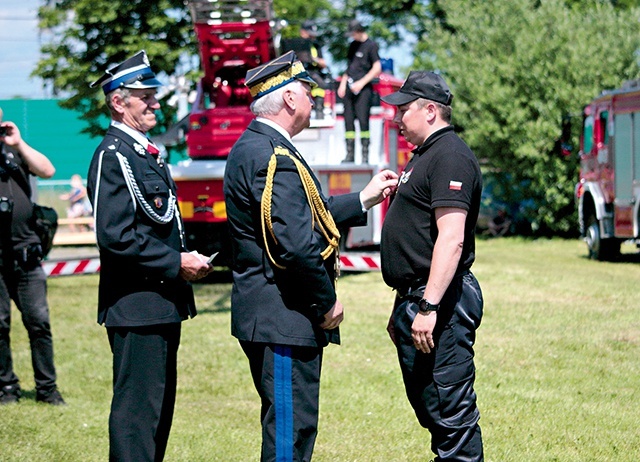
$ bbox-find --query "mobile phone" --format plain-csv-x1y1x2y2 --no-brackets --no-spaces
0,126,8,137
206,252,219,265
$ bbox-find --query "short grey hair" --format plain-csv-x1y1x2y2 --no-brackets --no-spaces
105,87,132,114
250,80,303,116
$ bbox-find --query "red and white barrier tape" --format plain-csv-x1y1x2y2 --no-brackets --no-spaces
43,253,381,277
43,258,101,277
339,253,380,272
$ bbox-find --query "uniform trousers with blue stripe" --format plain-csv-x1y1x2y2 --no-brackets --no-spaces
240,341,323,462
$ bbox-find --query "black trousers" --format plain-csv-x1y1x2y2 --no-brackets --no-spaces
343,84,374,135
393,272,484,462
240,341,323,462
107,323,181,462
0,263,57,392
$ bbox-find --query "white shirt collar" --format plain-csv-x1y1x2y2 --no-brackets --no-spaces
111,120,151,147
256,117,292,142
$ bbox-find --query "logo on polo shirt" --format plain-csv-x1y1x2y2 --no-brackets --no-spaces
449,180,462,191
399,168,413,185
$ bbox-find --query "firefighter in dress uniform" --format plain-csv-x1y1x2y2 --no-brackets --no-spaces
87,51,212,462
223,51,398,461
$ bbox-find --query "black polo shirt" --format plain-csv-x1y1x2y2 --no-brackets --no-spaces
380,126,482,289
346,38,379,81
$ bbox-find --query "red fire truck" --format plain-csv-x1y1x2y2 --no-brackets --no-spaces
170,0,411,270
576,79,640,260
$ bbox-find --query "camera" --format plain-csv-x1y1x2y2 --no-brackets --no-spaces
0,126,8,137
0,196,13,214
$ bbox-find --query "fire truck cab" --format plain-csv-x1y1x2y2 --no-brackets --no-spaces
576,79,640,260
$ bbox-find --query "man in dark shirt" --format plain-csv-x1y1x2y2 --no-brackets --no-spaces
0,107,65,406
337,19,381,164
380,71,484,461
281,20,329,119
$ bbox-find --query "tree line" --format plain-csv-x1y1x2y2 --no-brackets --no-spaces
34,0,640,236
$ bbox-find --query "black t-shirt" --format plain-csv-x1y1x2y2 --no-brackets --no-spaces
0,144,38,255
380,126,482,289
346,38,379,81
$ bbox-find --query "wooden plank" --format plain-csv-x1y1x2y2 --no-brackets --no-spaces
58,217,94,226
53,232,96,246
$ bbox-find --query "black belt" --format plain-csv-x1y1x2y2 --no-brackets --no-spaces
394,269,471,299
395,281,427,299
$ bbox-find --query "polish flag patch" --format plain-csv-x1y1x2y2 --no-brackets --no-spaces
449,180,463,191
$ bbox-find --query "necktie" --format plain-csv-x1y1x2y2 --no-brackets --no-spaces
147,143,160,156
147,142,163,165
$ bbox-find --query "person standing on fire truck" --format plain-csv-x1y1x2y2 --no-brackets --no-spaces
338,19,381,164
380,71,484,461
224,51,397,461
281,20,329,120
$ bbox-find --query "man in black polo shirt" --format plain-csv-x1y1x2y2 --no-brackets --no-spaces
380,71,484,461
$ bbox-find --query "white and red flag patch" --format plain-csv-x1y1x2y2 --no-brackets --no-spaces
449,180,462,191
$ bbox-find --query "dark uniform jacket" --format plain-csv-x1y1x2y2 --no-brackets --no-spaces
224,120,366,348
87,125,196,327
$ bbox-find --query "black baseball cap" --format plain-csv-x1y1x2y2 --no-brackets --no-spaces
381,71,453,106
347,19,366,33
301,20,318,37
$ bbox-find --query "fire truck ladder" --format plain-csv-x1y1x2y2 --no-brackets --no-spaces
187,0,276,90
187,0,273,25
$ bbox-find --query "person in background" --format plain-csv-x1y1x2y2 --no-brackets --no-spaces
59,174,92,232
337,19,381,164
0,106,65,406
380,71,485,461
488,207,512,237
224,51,398,461
281,20,329,119
87,51,213,461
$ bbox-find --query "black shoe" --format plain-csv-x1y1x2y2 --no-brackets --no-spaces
0,384,21,404
36,388,66,406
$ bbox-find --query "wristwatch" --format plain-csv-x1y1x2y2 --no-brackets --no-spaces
418,299,440,313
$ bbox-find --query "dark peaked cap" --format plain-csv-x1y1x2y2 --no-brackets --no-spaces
381,71,453,106
90,50,163,95
245,51,317,100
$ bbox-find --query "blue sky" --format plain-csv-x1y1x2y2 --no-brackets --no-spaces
0,0,46,100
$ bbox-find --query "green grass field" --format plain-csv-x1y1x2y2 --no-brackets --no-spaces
1,238,639,461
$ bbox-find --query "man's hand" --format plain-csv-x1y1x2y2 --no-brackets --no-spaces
320,300,344,330
350,79,365,95
337,78,347,99
411,311,437,354
0,121,19,146
179,252,214,281
359,169,399,210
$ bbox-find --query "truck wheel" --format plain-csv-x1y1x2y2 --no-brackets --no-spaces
585,217,620,261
